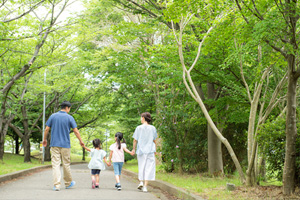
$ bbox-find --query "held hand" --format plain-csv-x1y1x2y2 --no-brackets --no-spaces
131,149,135,156
80,141,84,147
42,140,47,147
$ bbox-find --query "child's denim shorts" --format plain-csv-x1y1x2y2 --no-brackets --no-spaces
91,169,101,175
113,162,124,176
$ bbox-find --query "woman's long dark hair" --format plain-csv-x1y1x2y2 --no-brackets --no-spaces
93,138,101,149
115,132,126,149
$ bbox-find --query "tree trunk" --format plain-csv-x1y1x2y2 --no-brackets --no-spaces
0,122,10,160
176,147,184,174
44,133,51,161
82,147,86,161
23,135,31,162
0,132,4,160
15,135,19,154
257,155,266,182
174,21,245,183
283,56,298,195
246,99,259,186
208,124,223,175
207,82,223,175
11,139,14,154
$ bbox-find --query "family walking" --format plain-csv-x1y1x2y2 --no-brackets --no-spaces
43,101,157,193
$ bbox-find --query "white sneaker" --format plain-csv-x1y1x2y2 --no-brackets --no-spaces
142,186,148,193
137,183,143,190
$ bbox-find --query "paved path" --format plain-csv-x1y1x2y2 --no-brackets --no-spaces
0,164,161,200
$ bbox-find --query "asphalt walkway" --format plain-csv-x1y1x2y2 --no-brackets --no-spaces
0,164,161,200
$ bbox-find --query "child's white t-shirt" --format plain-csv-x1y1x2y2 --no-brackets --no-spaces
109,143,126,162
88,149,106,170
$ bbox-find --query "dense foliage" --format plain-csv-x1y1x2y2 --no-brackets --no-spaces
1,0,300,193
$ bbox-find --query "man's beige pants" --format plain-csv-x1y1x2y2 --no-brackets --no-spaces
51,147,72,189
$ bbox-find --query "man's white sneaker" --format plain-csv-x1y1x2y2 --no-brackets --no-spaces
137,183,143,190
142,186,148,193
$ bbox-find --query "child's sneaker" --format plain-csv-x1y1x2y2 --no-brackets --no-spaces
115,183,118,188
142,186,148,193
92,180,96,189
95,183,99,189
137,182,143,190
116,183,122,191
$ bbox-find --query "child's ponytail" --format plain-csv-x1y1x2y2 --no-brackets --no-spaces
115,132,124,149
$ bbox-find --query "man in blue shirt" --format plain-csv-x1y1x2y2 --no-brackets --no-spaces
43,101,84,191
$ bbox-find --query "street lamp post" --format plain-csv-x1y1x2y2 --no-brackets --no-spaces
105,129,110,154
42,70,46,164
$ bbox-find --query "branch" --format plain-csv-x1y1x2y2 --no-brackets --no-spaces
70,94,93,115
295,68,300,79
0,49,9,58
76,117,99,130
126,0,158,18
0,35,35,41
173,13,246,183
239,48,252,102
261,72,287,123
251,0,263,20
0,0,9,9
2,0,46,23
9,123,24,138
265,39,287,58
145,0,162,11
241,0,263,20
0,0,64,94
234,0,249,24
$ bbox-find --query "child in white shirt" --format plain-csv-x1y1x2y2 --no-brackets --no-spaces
83,139,110,189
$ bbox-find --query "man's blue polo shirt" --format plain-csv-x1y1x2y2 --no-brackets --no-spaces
46,111,77,148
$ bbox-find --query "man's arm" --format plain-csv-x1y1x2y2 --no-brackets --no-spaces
43,126,50,147
73,128,84,147
83,145,91,152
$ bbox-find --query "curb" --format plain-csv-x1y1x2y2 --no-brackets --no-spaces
122,169,206,200
0,162,86,184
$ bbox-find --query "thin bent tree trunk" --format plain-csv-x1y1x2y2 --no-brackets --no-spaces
171,15,245,183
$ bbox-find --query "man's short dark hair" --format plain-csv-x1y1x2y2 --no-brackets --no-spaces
60,101,72,109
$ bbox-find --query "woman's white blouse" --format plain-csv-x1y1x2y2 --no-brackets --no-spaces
133,124,157,155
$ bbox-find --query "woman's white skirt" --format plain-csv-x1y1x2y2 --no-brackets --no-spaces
137,153,155,181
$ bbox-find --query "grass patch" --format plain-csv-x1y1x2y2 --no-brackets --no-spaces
156,172,241,199
0,152,88,176
0,153,51,176
124,159,139,173
123,159,284,200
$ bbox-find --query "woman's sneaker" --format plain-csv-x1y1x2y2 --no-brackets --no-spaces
137,182,143,190
142,186,148,193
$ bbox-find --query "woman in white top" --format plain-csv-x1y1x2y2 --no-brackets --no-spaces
132,112,157,193
83,139,110,189
108,132,133,190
